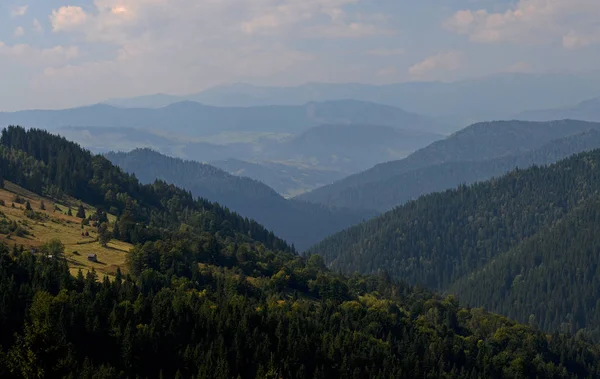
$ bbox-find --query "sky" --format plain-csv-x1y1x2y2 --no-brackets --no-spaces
0,0,599,111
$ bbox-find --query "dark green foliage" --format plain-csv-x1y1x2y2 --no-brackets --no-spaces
452,196,600,340
0,217,27,236
106,148,374,251
24,209,48,221
76,204,86,219
310,148,600,341
25,201,31,211
2,125,600,378
2,242,600,378
39,200,45,210
97,223,111,247
298,120,600,212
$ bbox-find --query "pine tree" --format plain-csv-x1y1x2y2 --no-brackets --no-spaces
113,220,121,240
40,201,45,211
76,204,86,219
25,200,32,211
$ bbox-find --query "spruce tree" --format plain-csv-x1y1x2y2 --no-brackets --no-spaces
76,204,86,219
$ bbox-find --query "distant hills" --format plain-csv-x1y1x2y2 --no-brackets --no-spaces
105,73,600,125
210,159,346,198
0,99,447,136
308,147,600,339
105,149,375,251
266,124,442,173
298,120,600,212
518,97,600,122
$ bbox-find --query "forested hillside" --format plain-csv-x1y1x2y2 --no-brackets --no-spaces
105,149,374,250
3,126,600,377
309,148,600,340
0,126,290,252
298,120,600,211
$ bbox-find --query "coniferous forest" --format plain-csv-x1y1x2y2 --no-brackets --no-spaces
2,126,600,378
310,147,600,341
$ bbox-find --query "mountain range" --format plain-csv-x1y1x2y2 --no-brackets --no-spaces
104,73,600,124
518,97,600,123
297,120,600,212
3,126,600,378
0,99,447,136
105,149,375,251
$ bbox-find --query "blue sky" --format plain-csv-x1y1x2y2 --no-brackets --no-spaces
1,0,599,111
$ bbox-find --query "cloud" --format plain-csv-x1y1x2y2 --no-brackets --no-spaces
24,0,395,108
367,49,405,57
562,30,600,49
14,27,25,38
0,43,79,67
409,51,462,80
50,6,88,32
444,0,600,48
503,61,532,73
33,19,43,33
11,5,29,18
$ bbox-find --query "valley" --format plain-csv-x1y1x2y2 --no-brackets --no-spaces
5,2,600,377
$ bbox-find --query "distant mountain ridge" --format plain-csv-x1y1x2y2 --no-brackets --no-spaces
105,149,375,251
104,73,600,125
297,120,600,211
0,99,447,136
518,97,600,122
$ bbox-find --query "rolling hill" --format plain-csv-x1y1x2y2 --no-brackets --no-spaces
268,124,443,172
298,120,600,212
309,147,600,340
105,149,374,251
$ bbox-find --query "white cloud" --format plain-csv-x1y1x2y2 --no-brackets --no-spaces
11,5,29,18
562,30,600,49
409,51,463,80
23,0,394,108
50,6,88,32
14,27,25,38
0,42,79,66
33,19,43,33
445,0,600,48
